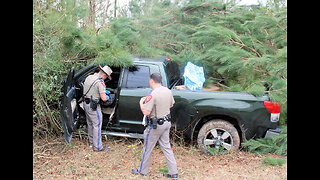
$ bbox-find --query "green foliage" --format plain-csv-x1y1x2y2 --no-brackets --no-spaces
242,126,287,156
93,28,134,67
128,1,287,107
159,166,168,173
33,0,287,136
262,156,286,166
207,146,228,156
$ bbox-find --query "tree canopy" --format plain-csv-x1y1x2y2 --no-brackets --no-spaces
33,0,287,135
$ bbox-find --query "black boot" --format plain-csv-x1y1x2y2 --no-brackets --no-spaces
163,173,178,179
131,169,146,176
93,146,110,152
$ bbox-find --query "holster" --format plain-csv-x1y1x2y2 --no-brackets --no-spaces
89,96,99,111
146,117,158,129
84,98,90,104
151,117,158,129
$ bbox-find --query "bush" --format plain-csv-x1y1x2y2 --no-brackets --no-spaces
33,0,287,137
242,126,287,156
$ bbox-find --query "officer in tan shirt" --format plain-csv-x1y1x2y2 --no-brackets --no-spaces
83,65,112,152
132,73,178,179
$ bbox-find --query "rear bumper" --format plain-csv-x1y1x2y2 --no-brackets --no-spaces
264,128,281,139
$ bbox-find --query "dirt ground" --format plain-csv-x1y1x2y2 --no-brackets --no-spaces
33,136,287,179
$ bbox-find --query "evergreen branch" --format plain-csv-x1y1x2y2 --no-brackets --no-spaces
183,3,209,15
265,88,287,93
227,37,262,57
277,24,287,33
158,23,173,29
164,8,175,15
209,11,229,15
166,43,180,53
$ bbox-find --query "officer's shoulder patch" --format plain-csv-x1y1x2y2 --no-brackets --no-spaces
98,78,106,87
145,94,152,103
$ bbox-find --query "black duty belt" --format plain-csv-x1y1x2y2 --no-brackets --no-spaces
158,114,171,122
147,114,171,129
84,97,100,111
84,97,99,104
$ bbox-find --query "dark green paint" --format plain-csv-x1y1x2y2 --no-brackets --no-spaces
60,56,279,144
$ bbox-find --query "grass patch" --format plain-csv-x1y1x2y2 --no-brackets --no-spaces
262,156,287,166
159,166,168,173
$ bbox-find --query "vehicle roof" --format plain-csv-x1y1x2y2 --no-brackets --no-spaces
133,55,169,65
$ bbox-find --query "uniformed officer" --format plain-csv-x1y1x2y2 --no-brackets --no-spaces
132,73,178,179
83,65,112,152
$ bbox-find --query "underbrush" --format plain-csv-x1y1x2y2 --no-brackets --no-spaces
242,126,287,156
262,156,286,167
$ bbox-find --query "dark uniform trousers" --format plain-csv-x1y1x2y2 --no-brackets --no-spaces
83,102,103,151
139,121,178,175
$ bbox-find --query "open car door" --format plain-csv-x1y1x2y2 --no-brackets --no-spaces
60,67,79,144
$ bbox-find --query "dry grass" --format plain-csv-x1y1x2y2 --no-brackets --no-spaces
33,136,287,179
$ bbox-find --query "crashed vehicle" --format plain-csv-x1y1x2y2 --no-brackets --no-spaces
60,56,281,153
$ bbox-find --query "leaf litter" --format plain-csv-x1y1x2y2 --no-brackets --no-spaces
33,137,287,179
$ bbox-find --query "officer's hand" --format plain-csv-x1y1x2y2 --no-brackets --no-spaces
140,97,146,104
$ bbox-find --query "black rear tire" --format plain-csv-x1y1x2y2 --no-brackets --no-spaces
197,119,240,153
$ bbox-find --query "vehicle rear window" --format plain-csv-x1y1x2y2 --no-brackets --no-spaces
165,61,181,88
124,65,150,88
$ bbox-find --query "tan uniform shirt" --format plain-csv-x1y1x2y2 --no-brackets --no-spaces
83,73,106,100
142,85,175,118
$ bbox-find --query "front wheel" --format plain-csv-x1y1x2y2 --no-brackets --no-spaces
197,119,240,154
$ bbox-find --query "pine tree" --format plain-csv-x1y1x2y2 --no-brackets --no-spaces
112,0,287,123
33,0,287,136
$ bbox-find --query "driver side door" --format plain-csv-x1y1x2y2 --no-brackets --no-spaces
60,67,80,144
117,64,160,133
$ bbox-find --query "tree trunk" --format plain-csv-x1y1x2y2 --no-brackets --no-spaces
89,0,96,29
114,0,117,18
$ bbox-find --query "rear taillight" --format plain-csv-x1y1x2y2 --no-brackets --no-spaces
264,101,281,113
264,101,281,122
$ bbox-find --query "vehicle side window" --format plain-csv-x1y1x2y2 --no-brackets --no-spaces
124,65,150,88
